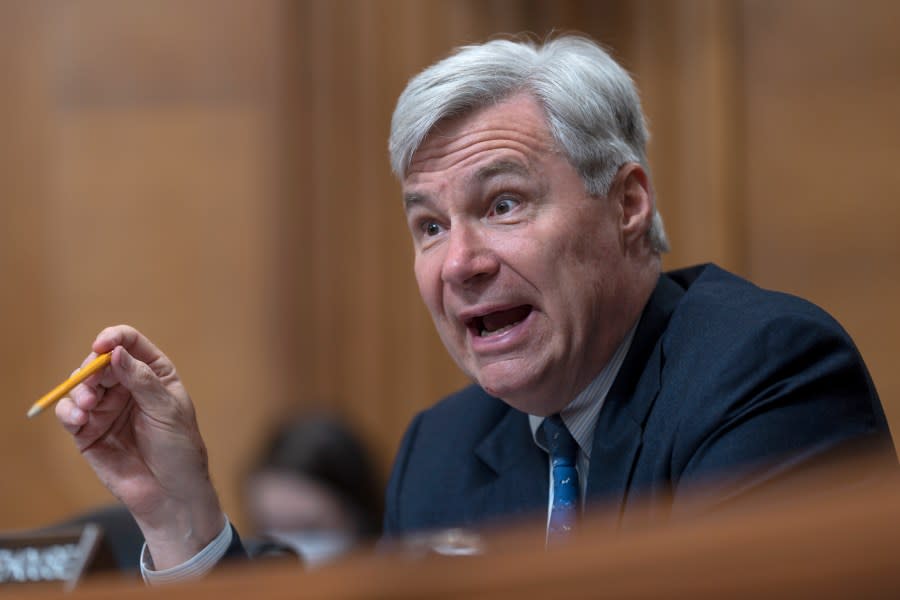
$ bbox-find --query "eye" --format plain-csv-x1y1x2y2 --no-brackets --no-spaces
490,195,520,217
421,220,444,237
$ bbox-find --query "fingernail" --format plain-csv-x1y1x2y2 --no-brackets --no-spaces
71,407,85,422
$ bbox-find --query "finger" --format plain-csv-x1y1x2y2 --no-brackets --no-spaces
69,358,114,411
92,325,175,379
55,396,88,432
93,325,163,362
90,383,131,415
70,379,105,412
62,352,112,398
109,346,170,410
67,385,132,446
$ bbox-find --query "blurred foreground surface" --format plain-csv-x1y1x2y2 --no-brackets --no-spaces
4,450,898,599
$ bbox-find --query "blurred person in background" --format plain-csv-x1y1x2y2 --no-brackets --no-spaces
242,414,382,566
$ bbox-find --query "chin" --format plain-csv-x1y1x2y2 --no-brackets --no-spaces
477,374,519,398
476,370,549,414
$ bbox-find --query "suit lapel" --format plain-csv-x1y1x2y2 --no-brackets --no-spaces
474,406,548,525
586,274,685,526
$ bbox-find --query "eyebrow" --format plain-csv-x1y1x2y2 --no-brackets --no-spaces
403,159,531,211
403,192,426,211
475,159,530,181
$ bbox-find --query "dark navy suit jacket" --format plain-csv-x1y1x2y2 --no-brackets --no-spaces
382,264,895,536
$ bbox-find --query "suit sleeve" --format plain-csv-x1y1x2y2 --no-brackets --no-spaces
222,524,248,561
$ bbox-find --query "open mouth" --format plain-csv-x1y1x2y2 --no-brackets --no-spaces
467,305,533,338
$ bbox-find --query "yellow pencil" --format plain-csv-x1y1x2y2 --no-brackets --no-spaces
27,352,112,419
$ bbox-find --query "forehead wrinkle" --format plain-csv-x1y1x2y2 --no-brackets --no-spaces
409,122,554,174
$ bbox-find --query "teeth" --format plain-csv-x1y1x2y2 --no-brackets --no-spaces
480,321,521,337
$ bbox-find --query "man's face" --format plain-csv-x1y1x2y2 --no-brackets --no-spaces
403,94,647,415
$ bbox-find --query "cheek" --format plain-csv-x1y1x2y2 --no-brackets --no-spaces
414,255,443,314
540,225,622,317
532,226,610,285
565,215,623,279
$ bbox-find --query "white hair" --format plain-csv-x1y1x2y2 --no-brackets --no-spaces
389,35,670,253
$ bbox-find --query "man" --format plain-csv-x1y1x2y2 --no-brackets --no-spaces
55,35,894,581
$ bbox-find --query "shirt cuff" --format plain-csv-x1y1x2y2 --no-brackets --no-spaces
140,515,233,585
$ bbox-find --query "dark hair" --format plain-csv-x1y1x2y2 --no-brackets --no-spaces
250,414,383,537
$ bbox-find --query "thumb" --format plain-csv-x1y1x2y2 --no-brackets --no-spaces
110,346,169,408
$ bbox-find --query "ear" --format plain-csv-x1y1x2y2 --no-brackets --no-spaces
612,163,654,251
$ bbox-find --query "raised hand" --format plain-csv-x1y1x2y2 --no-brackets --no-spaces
55,325,224,569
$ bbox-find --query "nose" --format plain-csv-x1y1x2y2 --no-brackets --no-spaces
440,222,499,287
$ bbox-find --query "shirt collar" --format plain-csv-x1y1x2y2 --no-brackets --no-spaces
529,323,637,459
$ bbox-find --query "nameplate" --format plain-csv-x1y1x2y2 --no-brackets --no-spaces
0,523,110,591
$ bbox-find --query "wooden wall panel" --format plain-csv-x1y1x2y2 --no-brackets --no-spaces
0,0,290,530
740,0,900,429
0,0,58,530
629,0,746,272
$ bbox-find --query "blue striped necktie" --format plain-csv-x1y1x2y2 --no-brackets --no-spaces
541,414,580,545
